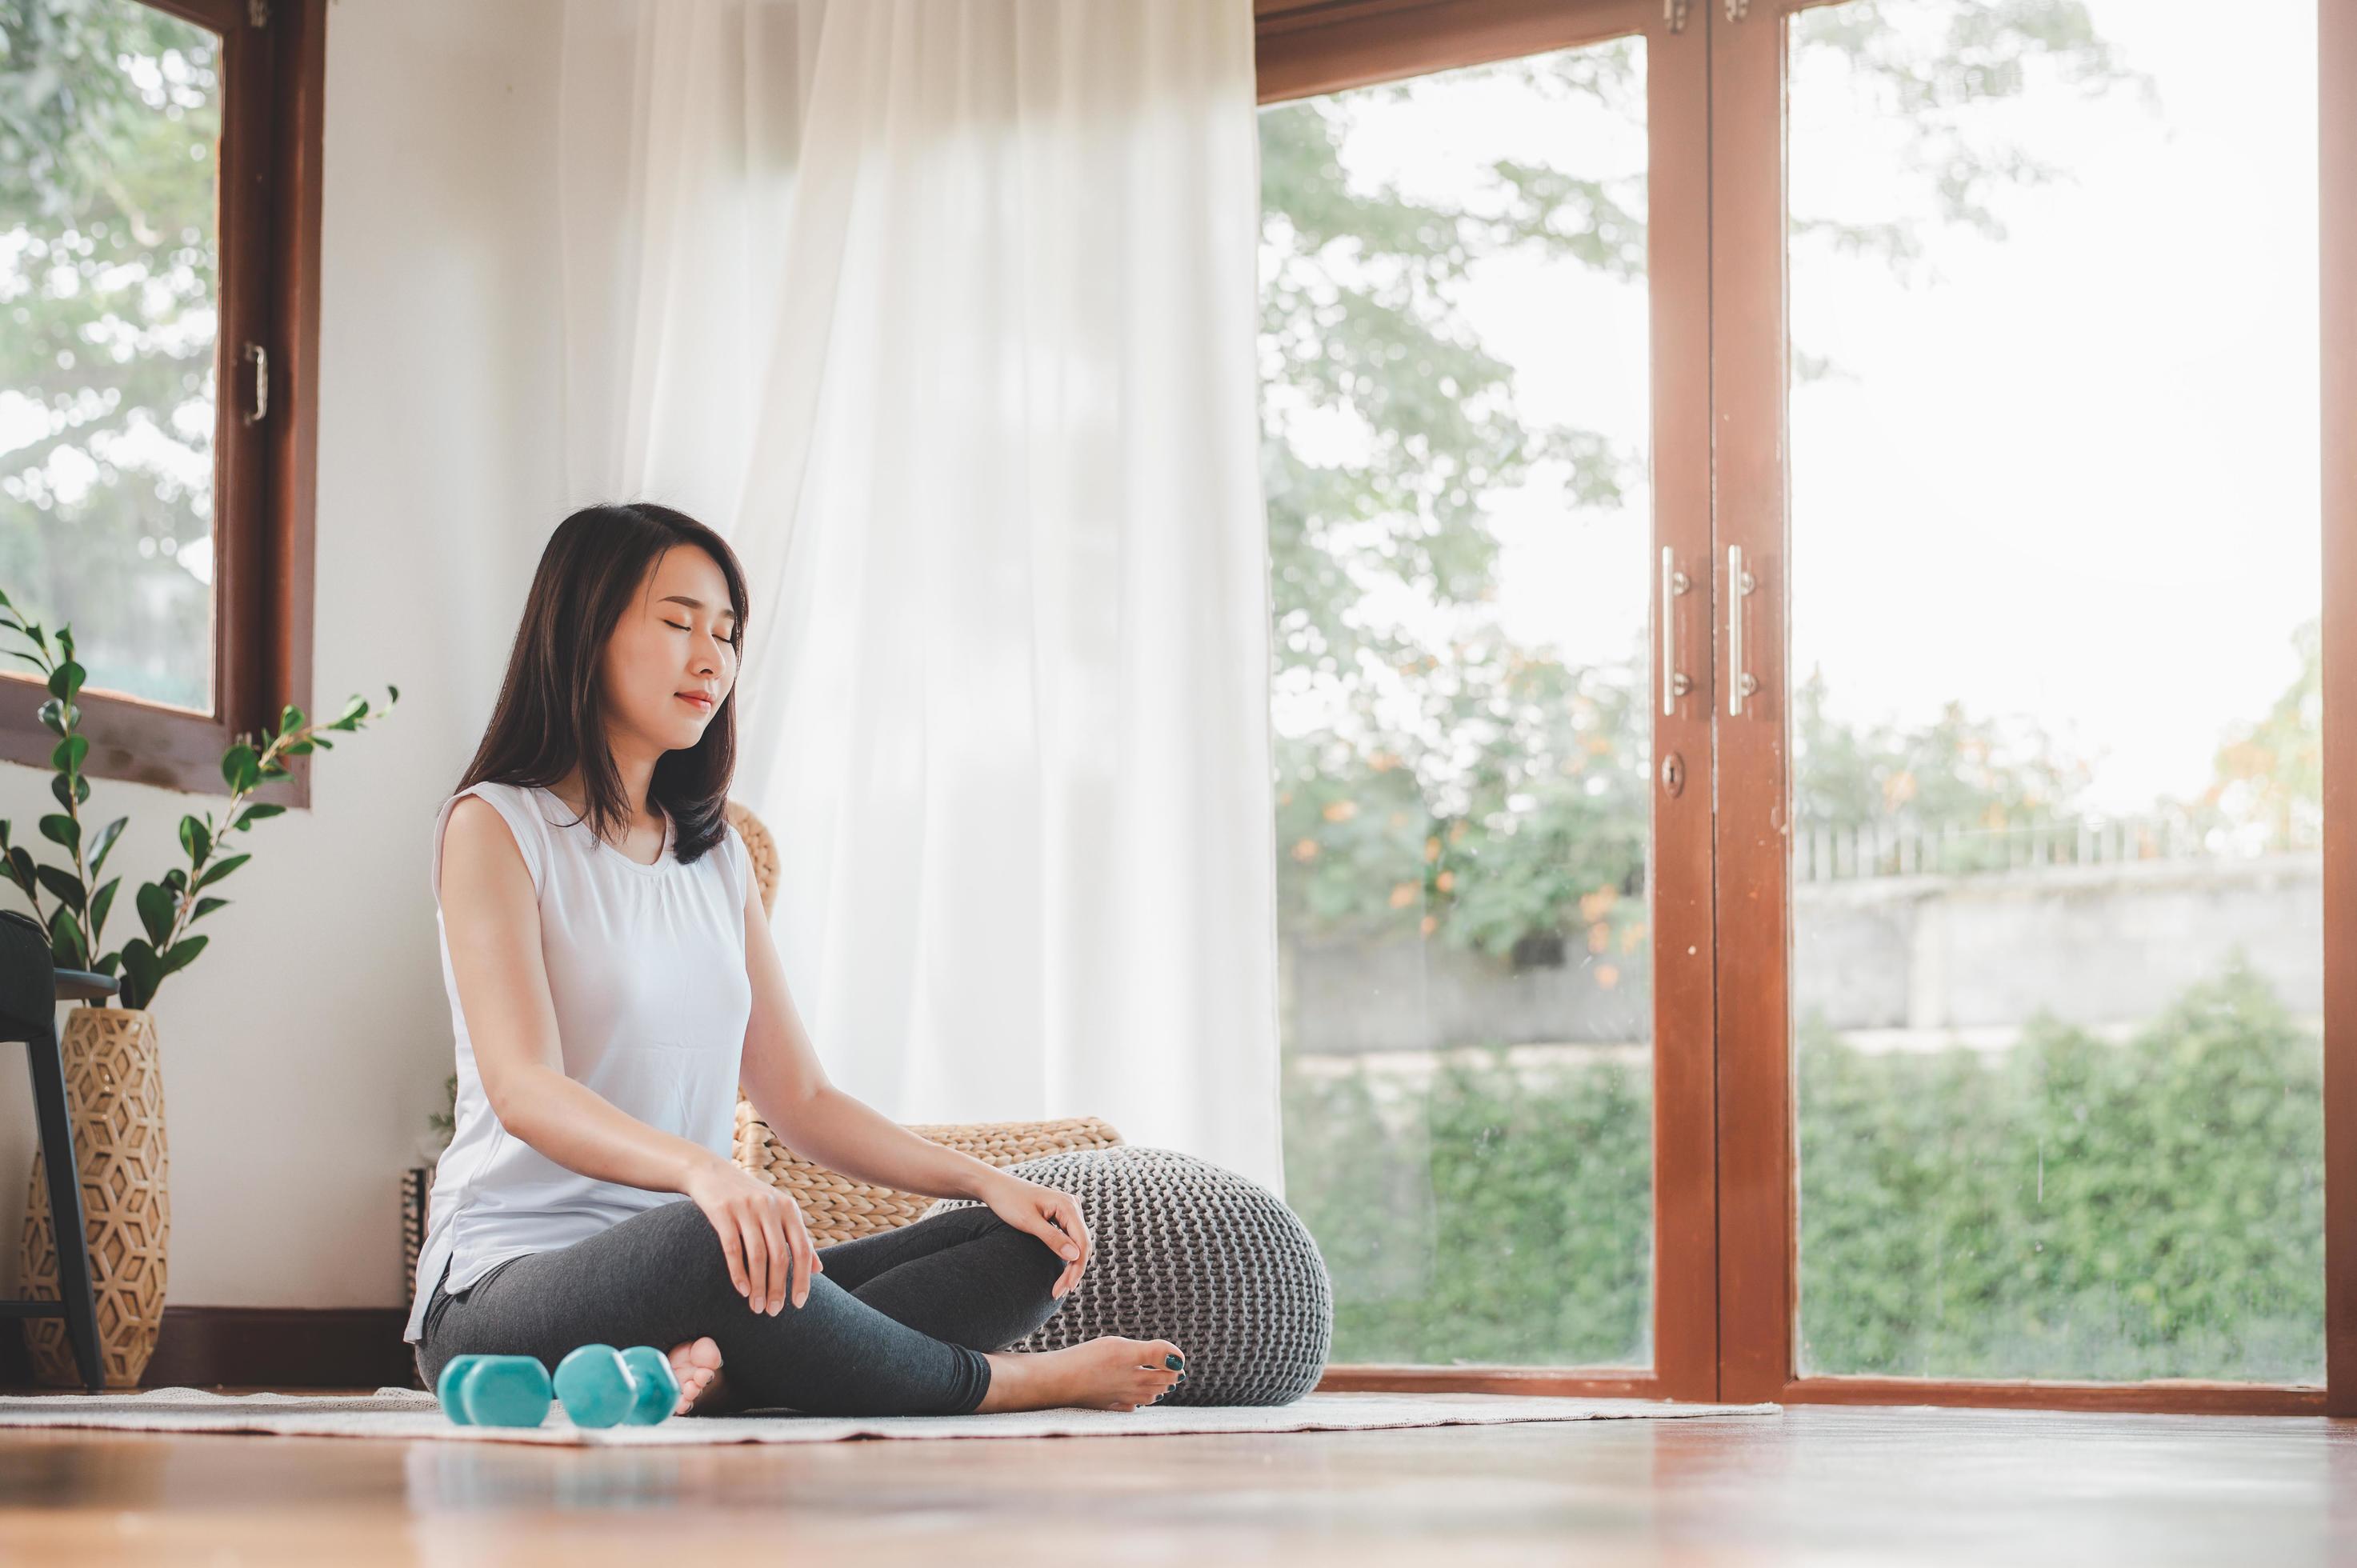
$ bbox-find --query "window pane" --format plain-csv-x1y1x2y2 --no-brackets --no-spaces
1787,0,2323,1382
2,0,222,712
1262,38,1657,1367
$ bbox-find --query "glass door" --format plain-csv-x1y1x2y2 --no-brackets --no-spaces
1257,0,1717,1397
1714,0,2341,1407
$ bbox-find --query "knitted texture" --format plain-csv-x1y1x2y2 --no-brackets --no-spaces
922,1146,1333,1406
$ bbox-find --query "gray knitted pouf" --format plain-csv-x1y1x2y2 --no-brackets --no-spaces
921,1146,1333,1406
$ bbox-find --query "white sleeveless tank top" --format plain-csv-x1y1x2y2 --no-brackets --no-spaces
405,780,754,1344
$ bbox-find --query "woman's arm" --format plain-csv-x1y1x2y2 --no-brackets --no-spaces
441,796,718,1194
734,850,1010,1204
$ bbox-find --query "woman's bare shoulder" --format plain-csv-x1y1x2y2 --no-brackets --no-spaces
439,793,538,901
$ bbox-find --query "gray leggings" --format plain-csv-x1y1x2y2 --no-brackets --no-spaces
414,1198,1067,1416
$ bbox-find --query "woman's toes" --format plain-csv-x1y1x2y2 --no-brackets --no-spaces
668,1336,723,1378
665,1337,728,1415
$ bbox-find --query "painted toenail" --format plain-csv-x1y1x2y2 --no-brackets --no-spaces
1164,1354,1183,1370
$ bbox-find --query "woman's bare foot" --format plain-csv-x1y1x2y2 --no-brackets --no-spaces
666,1336,730,1417
973,1335,1186,1414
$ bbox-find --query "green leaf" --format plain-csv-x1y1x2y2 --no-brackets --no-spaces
119,941,161,1010
222,743,260,793
50,734,87,775
94,952,121,979
194,852,250,890
234,803,286,830
136,882,176,949
88,817,127,875
37,697,65,737
1,650,46,670
190,896,229,922
38,814,78,854
309,734,334,750
179,814,212,864
388,683,400,702
7,847,34,899
162,869,187,894
46,660,82,703
161,934,208,975
47,903,83,969
35,865,85,912
279,702,306,736
90,877,120,932
283,738,315,756
0,819,10,850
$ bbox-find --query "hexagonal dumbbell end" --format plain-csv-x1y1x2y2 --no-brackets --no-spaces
553,1344,638,1429
618,1346,681,1425
434,1354,486,1424
456,1355,554,1427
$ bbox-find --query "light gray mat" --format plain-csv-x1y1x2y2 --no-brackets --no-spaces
0,1386,1778,1446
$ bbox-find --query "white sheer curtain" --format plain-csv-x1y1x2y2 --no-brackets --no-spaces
555,0,1284,1195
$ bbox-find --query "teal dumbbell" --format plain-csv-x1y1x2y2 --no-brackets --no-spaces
434,1354,481,1423
554,1343,682,1428
436,1346,682,1427
618,1345,682,1425
435,1354,554,1427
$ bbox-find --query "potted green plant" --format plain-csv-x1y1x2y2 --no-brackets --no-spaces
0,589,397,1385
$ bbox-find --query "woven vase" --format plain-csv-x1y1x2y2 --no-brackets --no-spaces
19,1003,170,1388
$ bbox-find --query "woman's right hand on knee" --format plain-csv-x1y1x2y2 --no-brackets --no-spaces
681,1154,824,1314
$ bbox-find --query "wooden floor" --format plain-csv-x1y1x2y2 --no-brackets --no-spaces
0,1393,2352,1566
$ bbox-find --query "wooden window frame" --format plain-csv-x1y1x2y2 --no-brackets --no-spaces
2,0,326,810
1262,0,2357,1416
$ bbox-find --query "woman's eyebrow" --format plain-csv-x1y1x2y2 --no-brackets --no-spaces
658,594,737,622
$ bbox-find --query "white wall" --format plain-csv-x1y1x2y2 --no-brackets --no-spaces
0,0,568,1309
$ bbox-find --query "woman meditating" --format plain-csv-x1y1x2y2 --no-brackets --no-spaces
406,502,1187,1417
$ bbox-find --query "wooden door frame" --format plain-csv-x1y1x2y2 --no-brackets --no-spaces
1262,0,2352,1416
1711,0,2355,1417
2326,0,2357,1424
1259,0,1722,1403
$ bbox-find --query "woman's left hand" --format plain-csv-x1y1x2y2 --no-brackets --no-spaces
976,1170,1090,1300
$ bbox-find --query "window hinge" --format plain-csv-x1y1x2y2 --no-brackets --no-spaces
242,343,269,426
249,0,267,28
1665,0,1690,31
1726,0,1750,18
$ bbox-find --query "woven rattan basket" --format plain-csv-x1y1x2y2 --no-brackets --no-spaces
721,801,1123,1242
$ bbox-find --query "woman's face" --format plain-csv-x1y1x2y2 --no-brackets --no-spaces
601,545,740,754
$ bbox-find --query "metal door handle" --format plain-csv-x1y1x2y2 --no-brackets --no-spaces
242,342,268,426
1728,546,1758,716
1660,547,1691,717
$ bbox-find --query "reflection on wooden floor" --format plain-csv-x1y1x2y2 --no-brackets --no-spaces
0,1394,2350,1565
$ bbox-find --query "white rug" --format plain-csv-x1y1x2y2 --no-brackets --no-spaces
0,1386,1778,1446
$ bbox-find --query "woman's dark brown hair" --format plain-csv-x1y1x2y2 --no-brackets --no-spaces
454,502,750,866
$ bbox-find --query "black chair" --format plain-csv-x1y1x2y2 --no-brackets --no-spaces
0,907,106,1392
